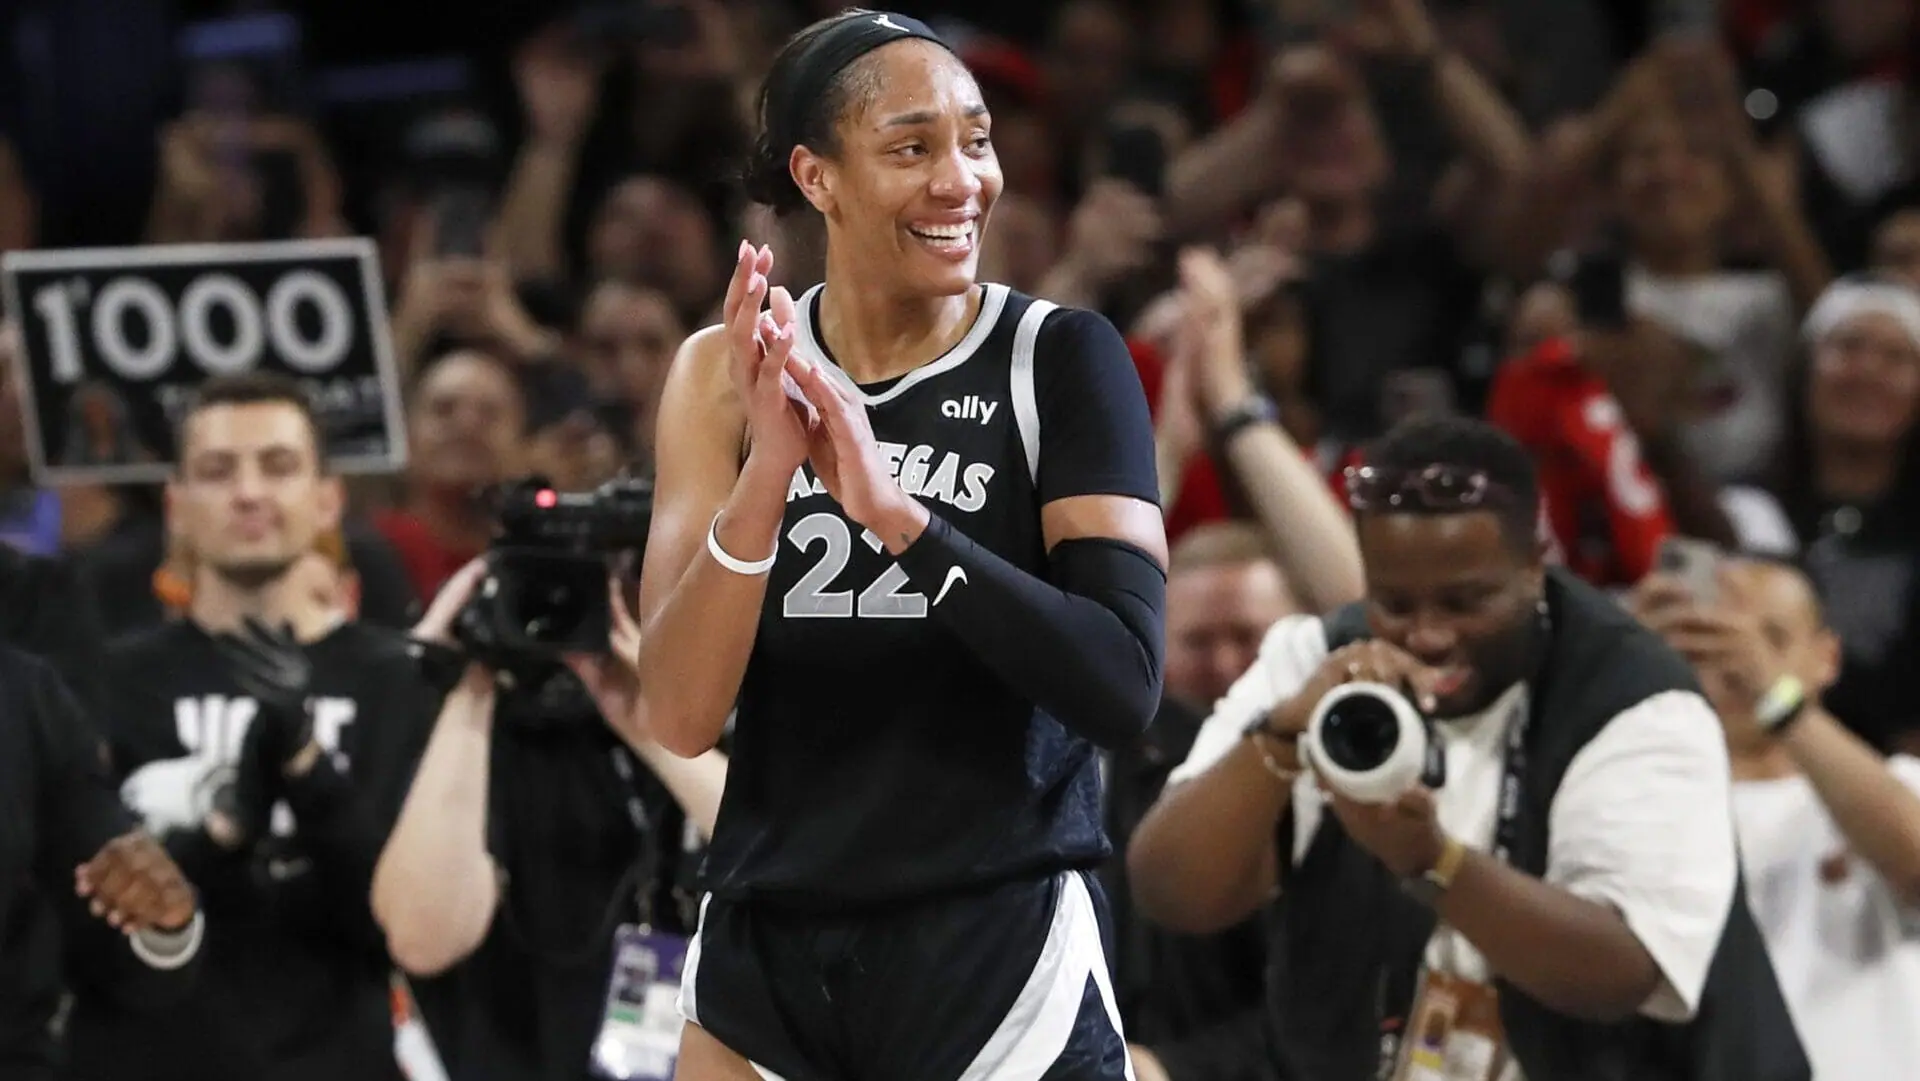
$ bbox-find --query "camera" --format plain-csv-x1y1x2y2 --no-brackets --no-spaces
454,474,653,672
1301,682,1446,804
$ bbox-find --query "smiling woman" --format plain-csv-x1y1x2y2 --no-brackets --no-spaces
628,8,1168,1081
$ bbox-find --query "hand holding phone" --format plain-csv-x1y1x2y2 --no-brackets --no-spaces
432,187,493,258
1657,536,1721,604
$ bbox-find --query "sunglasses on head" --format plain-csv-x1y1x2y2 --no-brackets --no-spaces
1344,463,1516,514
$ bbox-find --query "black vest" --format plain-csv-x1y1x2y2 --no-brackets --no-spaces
1268,569,1809,1081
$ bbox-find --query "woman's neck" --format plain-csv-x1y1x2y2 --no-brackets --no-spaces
816,260,981,386
1813,431,1904,505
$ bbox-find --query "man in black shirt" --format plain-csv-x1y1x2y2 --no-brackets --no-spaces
371,557,728,1081
0,546,203,1081
68,373,437,1081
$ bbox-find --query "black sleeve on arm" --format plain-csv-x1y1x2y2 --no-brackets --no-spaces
893,308,1165,748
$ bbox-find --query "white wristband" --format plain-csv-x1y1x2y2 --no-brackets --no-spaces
707,512,777,575
129,909,205,971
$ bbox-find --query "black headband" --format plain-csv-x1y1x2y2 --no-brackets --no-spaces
767,11,949,156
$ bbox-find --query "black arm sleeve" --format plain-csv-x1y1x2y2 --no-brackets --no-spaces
892,307,1166,748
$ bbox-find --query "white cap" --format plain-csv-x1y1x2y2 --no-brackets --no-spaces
1802,278,1920,352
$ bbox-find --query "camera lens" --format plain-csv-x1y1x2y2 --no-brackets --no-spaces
1318,695,1403,771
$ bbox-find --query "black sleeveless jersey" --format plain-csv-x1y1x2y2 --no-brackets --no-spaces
701,283,1161,907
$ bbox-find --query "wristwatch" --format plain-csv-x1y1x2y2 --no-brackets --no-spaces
1401,834,1467,907
1755,675,1810,736
1210,395,1281,446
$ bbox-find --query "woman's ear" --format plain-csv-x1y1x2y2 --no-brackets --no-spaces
791,145,836,216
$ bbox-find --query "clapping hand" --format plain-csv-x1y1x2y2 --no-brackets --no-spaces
212,618,317,775
725,241,815,475
76,831,197,934
783,351,926,546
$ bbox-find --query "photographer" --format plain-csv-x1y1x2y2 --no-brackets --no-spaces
71,373,440,1081
1129,417,1807,1081
373,550,726,1081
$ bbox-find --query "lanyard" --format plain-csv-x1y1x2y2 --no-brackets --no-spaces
498,743,661,964
1489,694,1530,867
609,746,661,930
1374,691,1532,1080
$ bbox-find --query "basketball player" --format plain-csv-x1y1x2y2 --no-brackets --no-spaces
631,10,1167,1081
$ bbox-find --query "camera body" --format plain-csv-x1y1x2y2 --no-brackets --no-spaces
454,475,653,674
1302,682,1446,804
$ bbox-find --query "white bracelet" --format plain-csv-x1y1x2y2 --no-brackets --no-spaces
707,511,777,575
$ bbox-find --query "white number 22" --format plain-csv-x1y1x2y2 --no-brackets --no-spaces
781,512,928,619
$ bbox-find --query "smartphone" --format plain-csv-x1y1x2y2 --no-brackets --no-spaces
1657,536,1721,603
1103,124,1168,198
1567,250,1629,331
433,187,492,258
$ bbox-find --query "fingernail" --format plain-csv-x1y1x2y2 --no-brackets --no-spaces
790,352,810,373
738,239,751,260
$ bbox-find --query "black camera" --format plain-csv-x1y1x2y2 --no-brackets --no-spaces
1302,682,1446,804
454,475,653,672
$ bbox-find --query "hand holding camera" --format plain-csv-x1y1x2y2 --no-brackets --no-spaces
1279,642,1445,805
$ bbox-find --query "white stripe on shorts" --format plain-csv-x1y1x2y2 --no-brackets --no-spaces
955,872,1135,1081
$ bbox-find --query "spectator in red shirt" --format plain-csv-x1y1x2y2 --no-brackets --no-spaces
1487,333,1676,588
375,349,527,601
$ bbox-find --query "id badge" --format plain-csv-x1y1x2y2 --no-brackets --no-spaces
589,924,690,1081
1392,968,1508,1081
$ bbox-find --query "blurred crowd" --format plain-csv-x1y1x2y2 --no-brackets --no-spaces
3,0,1920,1079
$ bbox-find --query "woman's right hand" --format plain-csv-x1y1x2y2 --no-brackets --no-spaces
724,240,811,478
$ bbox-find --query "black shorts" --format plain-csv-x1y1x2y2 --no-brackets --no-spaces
678,871,1133,1081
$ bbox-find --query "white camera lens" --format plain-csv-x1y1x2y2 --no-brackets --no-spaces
1303,681,1428,805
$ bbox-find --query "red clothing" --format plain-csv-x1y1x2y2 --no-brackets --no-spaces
1485,338,1674,588
1130,338,1352,542
373,509,482,604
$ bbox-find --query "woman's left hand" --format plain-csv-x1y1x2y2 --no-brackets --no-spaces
566,577,648,736
784,353,928,547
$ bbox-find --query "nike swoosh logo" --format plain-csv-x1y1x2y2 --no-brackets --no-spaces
932,566,968,606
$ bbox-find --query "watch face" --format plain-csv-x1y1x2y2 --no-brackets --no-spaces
1400,874,1442,907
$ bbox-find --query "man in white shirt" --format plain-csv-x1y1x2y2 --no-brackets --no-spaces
1128,416,1806,1081
1633,555,1920,1081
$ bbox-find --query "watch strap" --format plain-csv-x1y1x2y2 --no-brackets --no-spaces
1401,835,1467,907
1211,395,1280,446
